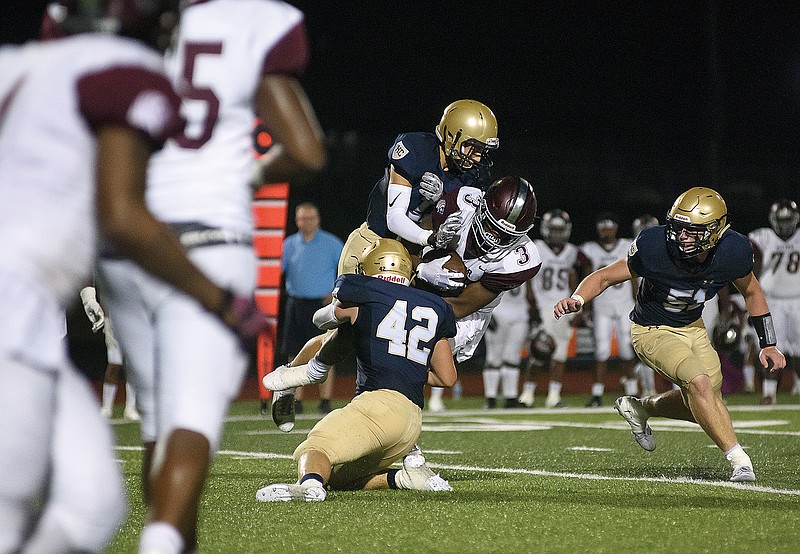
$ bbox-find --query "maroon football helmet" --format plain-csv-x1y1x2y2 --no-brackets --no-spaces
769,198,799,239
470,175,537,260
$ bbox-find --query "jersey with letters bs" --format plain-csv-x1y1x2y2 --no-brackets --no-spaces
365,132,492,237
334,273,457,409
628,226,753,327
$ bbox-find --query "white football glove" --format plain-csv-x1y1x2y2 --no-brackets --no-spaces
419,172,444,203
80,286,105,333
416,255,465,291
433,211,463,249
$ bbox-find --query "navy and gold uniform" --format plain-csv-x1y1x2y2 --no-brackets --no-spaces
335,273,457,409
629,226,754,327
365,132,492,238
627,225,753,390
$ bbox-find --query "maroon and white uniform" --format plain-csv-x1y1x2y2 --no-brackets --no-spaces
532,240,580,362
749,227,800,356
431,187,541,362
97,0,309,447
0,35,182,553
580,238,636,361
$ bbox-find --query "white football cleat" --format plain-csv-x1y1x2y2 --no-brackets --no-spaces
100,406,113,419
427,395,445,412
262,364,323,391
614,396,656,452
400,450,453,492
730,465,756,483
518,389,534,408
271,389,295,433
256,482,327,502
123,406,141,421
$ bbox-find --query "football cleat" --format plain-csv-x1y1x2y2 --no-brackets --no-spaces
730,465,756,483
262,364,323,391
256,482,326,502
518,389,534,408
271,389,296,433
400,451,453,492
614,396,656,452
123,406,141,421
586,395,603,407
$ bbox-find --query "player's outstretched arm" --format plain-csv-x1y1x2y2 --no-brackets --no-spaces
734,271,786,372
554,259,633,319
427,338,457,388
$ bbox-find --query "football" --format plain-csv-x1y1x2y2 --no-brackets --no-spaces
418,249,468,296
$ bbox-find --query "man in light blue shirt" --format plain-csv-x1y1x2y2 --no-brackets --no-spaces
280,202,344,414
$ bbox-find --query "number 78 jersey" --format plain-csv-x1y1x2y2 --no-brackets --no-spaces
748,227,800,299
147,0,308,232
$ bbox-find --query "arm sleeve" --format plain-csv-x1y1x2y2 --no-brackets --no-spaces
386,183,434,245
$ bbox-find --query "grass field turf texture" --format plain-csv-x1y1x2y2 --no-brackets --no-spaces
105,393,800,553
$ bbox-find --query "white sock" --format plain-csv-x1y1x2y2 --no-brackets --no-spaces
500,366,520,399
125,383,137,411
102,383,117,411
742,365,755,389
523,381,536,395
483,369,501,398
724,444,752,468
307,357,331,382
623,377,639,396
591,382,605,397
430,386,444,400
762,378,778,398
548,381,562,396
139,522,184,554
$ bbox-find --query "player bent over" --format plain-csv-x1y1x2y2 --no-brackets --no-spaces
259,240,457,501
554,187,785,482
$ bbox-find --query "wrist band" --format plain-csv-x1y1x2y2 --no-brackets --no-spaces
570,293,585,307
748,313,777,348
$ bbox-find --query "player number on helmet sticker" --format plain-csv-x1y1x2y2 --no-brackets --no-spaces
376,300,438,365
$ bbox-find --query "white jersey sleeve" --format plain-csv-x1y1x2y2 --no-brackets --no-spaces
0,36,182,306
147,0,307,233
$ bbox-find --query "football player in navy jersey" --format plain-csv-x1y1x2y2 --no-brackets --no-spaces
338,99,499,275
259,240,457,501
554,187,785,483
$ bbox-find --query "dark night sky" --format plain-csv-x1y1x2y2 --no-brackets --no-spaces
288,1,800,244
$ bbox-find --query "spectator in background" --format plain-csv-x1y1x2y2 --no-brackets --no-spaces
281,202,344,415
747,198,800,404
96,1,326,552
0,1,270,551
80,285,140,420
579,212,638,406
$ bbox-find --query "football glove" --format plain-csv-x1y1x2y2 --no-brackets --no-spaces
217,290,274,345
416,256,465,292
419,172,444,203
80,286,105,333
433,211,462,249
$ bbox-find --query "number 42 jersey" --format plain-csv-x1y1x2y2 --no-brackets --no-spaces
627,226,753,327
334,274,457,409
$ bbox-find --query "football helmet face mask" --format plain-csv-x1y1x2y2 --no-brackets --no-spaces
42,0,179,50
470,176,537,261
665,186,730,259
358,239,413,286
768,198,799,239
632,214,659,238
435,99,499,171
540,209,572,247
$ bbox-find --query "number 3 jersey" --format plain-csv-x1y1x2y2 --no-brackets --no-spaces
334,274,457,409
147,0,308,232
627,226,753,327
748,227,800,299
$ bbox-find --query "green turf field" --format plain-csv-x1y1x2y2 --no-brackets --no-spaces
105,393,800,553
